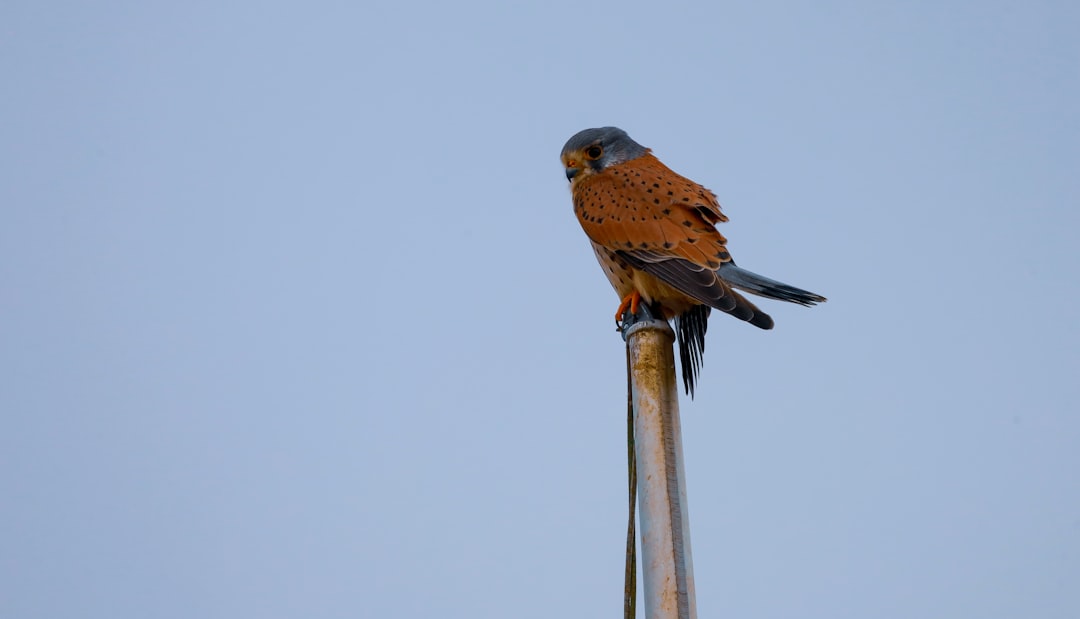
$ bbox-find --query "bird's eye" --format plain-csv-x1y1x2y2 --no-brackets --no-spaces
585,145,603,159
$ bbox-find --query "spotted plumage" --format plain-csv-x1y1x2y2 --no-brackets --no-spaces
561,126,826,396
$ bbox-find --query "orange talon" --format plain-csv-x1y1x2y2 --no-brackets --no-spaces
614,291,642,323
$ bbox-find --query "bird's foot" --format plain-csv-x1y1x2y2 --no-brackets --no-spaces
616,294,668,340
614,291,642,326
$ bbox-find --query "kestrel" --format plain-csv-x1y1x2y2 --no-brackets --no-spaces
561,127,826,396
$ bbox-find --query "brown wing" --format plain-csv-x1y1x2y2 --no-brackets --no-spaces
573,154,741,311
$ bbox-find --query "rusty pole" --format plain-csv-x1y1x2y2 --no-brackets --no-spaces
622,309,697,619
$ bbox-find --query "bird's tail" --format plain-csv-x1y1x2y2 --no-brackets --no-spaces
717,264,827,307
674,305,709,398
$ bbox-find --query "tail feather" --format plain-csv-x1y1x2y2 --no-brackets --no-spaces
671,265,825,397
674,305,709,398
717,264,827,307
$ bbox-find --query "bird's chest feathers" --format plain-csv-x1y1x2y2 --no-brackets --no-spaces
571,173,640,228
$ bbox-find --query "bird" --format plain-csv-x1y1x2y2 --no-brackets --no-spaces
561,126,826,396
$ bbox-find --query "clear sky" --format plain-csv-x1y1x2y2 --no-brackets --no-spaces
2,1,1078,618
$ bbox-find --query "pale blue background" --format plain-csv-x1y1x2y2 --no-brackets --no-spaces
3,1,1078,617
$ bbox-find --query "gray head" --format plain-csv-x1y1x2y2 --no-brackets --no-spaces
561,127,649,182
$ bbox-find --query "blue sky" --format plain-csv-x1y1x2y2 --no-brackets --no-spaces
2,1,1078,617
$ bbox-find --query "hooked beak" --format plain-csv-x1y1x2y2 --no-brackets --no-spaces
565,166,580,181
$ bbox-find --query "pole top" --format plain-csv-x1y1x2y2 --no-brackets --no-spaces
620,303,673,342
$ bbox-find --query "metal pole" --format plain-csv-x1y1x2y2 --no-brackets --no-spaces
623,310,697,619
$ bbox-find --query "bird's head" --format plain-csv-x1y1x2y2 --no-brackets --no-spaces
561,126,649,183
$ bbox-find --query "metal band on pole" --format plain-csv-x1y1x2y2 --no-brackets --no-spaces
622,309,698,619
